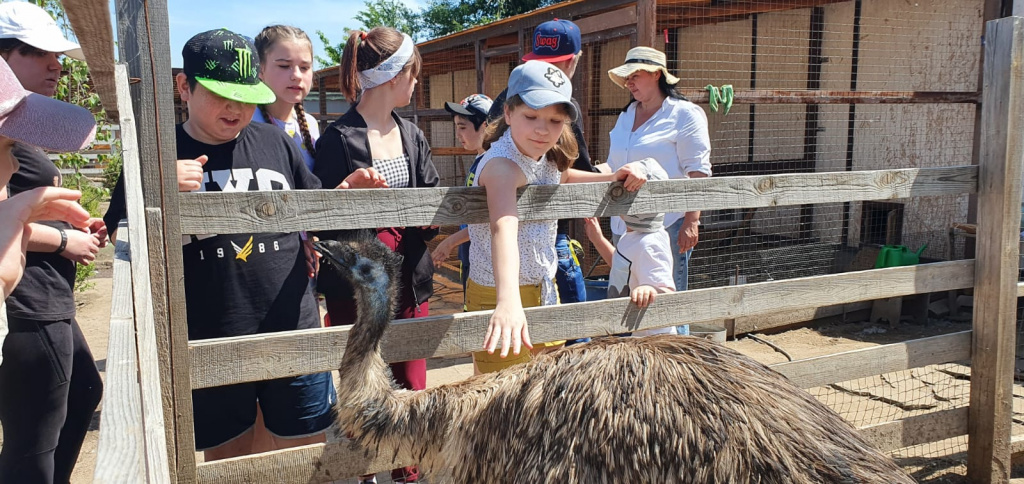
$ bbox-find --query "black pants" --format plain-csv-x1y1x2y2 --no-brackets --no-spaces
0,317,103,484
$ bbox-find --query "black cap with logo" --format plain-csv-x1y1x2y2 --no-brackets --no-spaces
182,28,275,104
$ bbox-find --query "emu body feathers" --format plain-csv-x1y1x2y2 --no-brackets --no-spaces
317,237,913,483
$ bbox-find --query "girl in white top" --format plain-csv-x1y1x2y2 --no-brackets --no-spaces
254,25,320,172
606,46,712,293
470,60,649,373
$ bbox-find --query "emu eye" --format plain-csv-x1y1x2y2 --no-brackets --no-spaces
359,265,374,278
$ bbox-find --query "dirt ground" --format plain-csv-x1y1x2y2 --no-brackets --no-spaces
0,241,1007,482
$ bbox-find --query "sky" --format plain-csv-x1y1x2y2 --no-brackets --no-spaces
105,0,423,69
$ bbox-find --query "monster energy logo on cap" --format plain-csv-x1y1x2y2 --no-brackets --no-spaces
181,28,275,105
234,48,254,79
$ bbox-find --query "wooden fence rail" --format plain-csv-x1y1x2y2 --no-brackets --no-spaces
177,166,977,234
94,234,146,483
193,331,972,483
115,64,172,483
189,259,974,389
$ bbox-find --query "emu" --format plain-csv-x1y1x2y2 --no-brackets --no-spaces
316,235,913,483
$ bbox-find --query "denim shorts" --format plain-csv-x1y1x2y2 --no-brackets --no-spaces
191,372,336,450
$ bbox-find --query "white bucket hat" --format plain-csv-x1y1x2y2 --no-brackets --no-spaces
0,2,84,60
607,46,679,89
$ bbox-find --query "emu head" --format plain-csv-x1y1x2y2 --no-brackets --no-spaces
315,233,403,297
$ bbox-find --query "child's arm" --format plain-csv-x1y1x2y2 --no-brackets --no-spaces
478,158,532,358
582,217,614,265
431,227,469,268
630,285,673,309
561,161,648,191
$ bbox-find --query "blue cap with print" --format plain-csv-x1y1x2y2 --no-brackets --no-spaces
506,60,578,121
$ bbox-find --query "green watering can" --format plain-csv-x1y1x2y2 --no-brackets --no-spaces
874,244,927,269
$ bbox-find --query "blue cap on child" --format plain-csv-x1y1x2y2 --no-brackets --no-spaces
507,60,578,121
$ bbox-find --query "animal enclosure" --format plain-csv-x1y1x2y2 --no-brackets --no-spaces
74,0,1024,483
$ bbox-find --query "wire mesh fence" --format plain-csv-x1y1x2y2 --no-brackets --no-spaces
297,0,992,479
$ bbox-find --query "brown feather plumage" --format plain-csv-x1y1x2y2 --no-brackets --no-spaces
316,236,914,484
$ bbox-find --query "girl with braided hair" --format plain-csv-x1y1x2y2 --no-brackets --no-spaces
254,25,319,171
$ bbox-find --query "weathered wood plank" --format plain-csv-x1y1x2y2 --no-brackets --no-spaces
189,260,974,389
178,166,977,235
676,89,980,105
416,0,631,54
94,232,146,483
732,301,872,335
62,0,118,118
859,407,969,454
573,6,637,35
115,0,194,479
115,65,171,484
968,17,1024,484
195,337,969,484
771,331,972,389
196,441,396,484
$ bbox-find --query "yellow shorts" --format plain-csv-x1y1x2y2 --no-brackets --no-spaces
466,278,564,374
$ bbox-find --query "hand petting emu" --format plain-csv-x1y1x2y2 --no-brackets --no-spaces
316,234,914,483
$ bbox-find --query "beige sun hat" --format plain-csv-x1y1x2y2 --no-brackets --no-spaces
607,46,680,89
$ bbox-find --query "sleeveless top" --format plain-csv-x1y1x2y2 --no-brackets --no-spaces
467,130,561,305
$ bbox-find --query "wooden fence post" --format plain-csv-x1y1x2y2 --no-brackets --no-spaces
636,0,656,47
967,16,1024,484
114,0,195,481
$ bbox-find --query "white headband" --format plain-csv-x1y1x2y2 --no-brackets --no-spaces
358,33,414,91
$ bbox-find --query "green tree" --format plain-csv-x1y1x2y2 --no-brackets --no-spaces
420,0,563,38
315,29,345,68
355,0,420,40
314,0,422,68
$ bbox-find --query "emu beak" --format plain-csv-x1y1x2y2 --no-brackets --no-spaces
313,241,342,267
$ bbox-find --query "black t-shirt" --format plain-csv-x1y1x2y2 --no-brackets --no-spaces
488,87,596,233
176,122,323,340
5,143,76,321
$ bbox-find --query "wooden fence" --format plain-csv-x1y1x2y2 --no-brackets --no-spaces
88,1,1023,482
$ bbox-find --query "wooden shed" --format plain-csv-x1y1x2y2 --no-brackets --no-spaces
311,0,987,289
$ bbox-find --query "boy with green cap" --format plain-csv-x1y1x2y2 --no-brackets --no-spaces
109,28,334,460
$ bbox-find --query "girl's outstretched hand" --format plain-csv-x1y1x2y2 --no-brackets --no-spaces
484,301,533,358
337,167,389,189
613,161,649,191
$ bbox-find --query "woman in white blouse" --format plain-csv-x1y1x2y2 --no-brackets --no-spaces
605,46,712,293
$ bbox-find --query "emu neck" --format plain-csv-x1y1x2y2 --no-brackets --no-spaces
337,257,401,408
